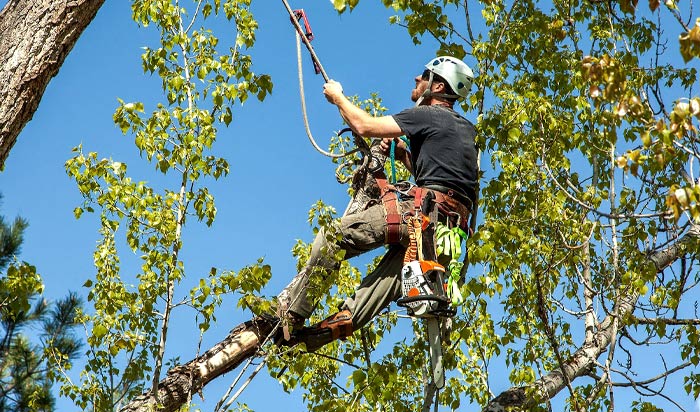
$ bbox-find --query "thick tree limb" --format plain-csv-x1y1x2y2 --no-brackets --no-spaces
0,0,104,169
118,318,274,412
483,226,700,411
632,317,700,325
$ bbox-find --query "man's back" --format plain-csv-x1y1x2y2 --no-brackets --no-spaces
392,105,478,201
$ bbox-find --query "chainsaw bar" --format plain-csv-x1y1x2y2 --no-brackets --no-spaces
427,317,444,389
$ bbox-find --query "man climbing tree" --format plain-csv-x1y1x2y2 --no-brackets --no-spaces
58,1,700,411
268,56,478,351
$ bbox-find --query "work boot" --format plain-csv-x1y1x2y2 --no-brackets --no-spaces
282,310,354,352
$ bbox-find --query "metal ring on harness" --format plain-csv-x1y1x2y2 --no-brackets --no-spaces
366,159,402,244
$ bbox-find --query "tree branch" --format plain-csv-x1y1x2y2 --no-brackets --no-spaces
118,318,273,412
632,317,700,326
483,225,700,411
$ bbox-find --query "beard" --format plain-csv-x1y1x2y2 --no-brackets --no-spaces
410,88,422,102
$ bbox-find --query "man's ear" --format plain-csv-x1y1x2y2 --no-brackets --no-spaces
432,80,446,93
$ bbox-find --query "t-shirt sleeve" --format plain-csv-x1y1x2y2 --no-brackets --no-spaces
391,107,432,143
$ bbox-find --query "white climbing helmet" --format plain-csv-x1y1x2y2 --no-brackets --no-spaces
423,56,474,100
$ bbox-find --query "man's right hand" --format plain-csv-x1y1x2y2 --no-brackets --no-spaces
323,80,344,105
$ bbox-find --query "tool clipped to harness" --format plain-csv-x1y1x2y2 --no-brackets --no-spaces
398,260,455,318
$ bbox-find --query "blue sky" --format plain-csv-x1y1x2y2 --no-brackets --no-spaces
1,1,698,411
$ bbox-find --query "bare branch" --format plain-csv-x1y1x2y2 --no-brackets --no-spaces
632,317,700,326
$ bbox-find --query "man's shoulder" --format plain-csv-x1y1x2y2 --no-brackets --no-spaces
394,105,475,129
427,105,473,124
395,105,427,115
393,105,434,119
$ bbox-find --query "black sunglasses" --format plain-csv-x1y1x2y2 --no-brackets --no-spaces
421,70,444,84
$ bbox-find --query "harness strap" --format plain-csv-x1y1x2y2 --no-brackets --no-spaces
404,215,420,264
374,175,402,244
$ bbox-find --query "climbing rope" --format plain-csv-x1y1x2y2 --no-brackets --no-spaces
284,0,380,191
285,0,366,162
296,33,350,159
389,136,410,183
295,32,359,159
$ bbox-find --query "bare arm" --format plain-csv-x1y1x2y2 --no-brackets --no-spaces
323,81,404,139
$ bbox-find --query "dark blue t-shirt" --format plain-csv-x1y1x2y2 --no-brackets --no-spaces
392,105,478,200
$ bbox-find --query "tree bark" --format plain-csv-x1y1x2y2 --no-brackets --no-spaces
483,226,700,412
0,0,104,170
119,318,275,412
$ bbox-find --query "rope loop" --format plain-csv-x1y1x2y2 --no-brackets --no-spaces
296,33,360,160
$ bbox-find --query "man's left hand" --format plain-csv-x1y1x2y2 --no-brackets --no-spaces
379,137,408,156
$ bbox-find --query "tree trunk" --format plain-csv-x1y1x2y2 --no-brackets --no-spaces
483,226,700,412
0,0,104,170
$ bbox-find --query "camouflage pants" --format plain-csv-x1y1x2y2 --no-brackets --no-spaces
278,199,416,329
